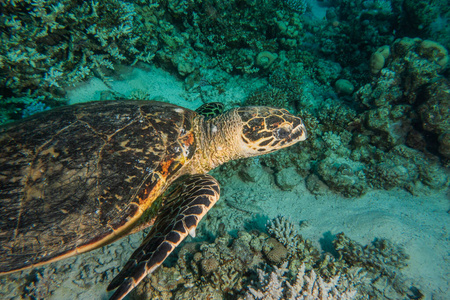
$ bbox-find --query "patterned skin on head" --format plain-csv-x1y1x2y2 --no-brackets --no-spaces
236,106,307,156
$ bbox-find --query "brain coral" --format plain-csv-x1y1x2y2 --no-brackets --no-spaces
201,257,220,274
418,40,449,67
263,238,288,263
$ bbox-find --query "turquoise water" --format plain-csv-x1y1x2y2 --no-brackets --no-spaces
0,0,449,299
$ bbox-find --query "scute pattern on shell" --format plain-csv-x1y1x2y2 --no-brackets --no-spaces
0,100,198,274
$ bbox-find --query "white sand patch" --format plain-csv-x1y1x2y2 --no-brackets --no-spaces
66,77,110,104
65,64,202,111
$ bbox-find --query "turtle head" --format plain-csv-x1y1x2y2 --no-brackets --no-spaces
197,106,307,171
235,106,307,157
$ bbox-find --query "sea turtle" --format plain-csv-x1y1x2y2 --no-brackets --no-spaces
0,100,307,299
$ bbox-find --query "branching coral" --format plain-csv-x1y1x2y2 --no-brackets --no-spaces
267,216,320,268
246,87,290,109
282,0,307,14
0,0,153,99
244,262,357,300
332,233,419,299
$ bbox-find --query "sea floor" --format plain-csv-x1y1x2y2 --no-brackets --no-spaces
1,66,449,299
210,168,450,299
2,171,448,299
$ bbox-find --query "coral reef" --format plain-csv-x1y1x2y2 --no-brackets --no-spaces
0,96,48,124
256,51,278,69
246,87,291,110
356,37,450,163
318,0,398,70
0,214,426,299
0,228,149,299
333,233,417,299
24,268,62,299
1,0,146,98
417,78,450,159
0,0,311,124
402,0,441,36
128,216,421,299
243,262,357,300
233,35,449,197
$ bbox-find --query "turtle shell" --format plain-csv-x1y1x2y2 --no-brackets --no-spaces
0,100,198,273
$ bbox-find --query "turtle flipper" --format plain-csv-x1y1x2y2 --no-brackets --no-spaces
107,174,220,300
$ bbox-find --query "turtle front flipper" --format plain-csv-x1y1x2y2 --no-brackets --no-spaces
107,174,220,300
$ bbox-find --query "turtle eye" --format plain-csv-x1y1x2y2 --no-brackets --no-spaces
274,126,290,139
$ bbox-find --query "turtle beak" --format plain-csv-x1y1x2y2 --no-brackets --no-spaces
291,122,307,142
276,122,307,148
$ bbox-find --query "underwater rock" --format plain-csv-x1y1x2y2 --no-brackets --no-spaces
370,51,386,74
239,162,266,183
366,145,449,193
418,40,449,68
364,37,448,105
418,79,450,134
438,133,450,159
275,167,302,191
255,51,278,69
305,174,329,195
369,45,391,74
334,79,355,95
418,77,450,158
363,105,413,149
369,161,418,191
316,156,368,197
